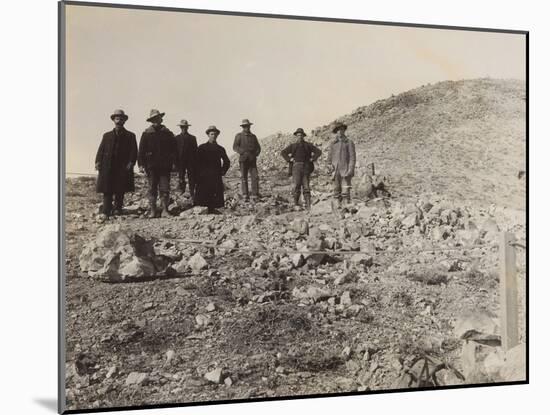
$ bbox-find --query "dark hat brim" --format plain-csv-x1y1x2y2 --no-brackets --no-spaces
293,130,307,136
240,123,253,126
147,112,165,122
110,114,128,120
178,123,191,127
332,124,347,133
206,128,220,135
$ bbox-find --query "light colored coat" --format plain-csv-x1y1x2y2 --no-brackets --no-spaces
327,136,356,177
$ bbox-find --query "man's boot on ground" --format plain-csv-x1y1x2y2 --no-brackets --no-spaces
160,193,172,217
293,192,301,210
343,190,351,205
331,196,341,213
102,194,113,217
113,194,124,216
304,193,312,210
148,197,159,218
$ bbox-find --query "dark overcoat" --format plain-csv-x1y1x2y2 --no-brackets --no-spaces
175,132,198,169
138,125,177,175
95,128,138,194
194,142,230,208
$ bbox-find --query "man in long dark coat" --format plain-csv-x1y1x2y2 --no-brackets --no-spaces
233,118,261,201
281,128,322,210
194,125,230,214
174,119,198,198
95,109,137,216
138,109,177,218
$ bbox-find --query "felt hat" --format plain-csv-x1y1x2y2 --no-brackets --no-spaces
177,119,191,127
205,125,220,135
110,109,128,121
332,122,348,133
293,127,307,136
147,109,165,122
240,118,253,126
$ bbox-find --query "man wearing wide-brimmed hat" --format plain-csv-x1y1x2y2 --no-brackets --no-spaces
194,126,231,214
138,109,177,218
281,128,322,210
174,119,198,199
327,121,356,207
233,118,261,201
95,109,138,216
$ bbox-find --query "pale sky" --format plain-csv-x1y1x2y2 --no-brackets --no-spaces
64,4,526,174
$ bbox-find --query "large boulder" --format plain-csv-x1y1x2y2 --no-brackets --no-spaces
79,224,159,282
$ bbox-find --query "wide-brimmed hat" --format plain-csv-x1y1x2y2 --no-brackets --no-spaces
110,109,128,121
332,122,348,133
205,125,220,135
240,119,253,127
177,119,191,127
147,109,165,122
293,128,307,136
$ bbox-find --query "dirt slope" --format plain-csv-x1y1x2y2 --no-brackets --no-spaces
232,78,526,209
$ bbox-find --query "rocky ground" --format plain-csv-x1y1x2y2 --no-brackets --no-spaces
64,171,526,411
63,78,526,411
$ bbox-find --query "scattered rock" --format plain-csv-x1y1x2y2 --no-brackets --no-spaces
341,291,352,306
402,213,419,228
204,368,224,384
195,314,212,327
125,372,147,386
165,350,175,365
79,225,159,282
306,286,332,302
291,253,305,268
170,257,188,274
188,253,208,273
105,366,116,379
350,253,373,267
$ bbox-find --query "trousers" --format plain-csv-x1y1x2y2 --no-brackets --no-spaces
147,171,170,200
333,172,352,200
292,162,311,198
239,159,259,197
178,164,196,196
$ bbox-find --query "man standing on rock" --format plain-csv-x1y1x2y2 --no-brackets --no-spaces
174,119,198,199
95,109,138,217
281,128,322,210
233,118,261,202
138,109,177,218
327,122,356,207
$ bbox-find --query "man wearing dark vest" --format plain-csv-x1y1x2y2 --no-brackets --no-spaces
138,109,177,218
174,119,198,199
95,109,137,216
281,128,322,210
233,119,261,201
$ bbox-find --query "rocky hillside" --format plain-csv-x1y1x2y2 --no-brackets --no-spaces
231,78,526,209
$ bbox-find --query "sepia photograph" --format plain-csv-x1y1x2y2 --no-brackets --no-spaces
59,1,527,412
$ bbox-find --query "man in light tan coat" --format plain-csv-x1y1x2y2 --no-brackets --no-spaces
327,122,356,206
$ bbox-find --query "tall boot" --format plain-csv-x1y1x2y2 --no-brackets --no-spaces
113,193,124,216
148,197,158,219
331,196,341,214
160,193,172,217
304,193,312,210
102,194,113,217
293,192,301,210
343,189,351,205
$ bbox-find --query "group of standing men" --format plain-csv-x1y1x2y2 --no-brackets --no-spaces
94,108,357,217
